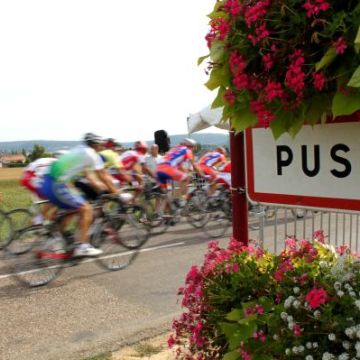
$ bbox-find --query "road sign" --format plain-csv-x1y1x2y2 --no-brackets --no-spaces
245,120,360,211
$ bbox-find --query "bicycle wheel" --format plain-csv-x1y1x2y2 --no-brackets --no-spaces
112,207,150,249
13,226,65,287
91,219,138,271
183,189,208,228
0,211,13,250
202,202,231,239
7,208,33,232
141,193,171,235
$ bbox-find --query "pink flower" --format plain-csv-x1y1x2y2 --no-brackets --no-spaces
285,50,306,96
244,0,270,27
253,330,266,342
313,72,327,91
306,288,329,309
233,74,250,90
265,81,284,101
293,324,302,337
333,37,348,54
313,230,326,243
336,245,349,255
224,88,236,106
262,53,274,71
224,0,243,16
229,51,247,76
303,0,330,17
168,334,175,348
250,99,275,127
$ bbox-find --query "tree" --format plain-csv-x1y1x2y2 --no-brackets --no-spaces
28,144,47,162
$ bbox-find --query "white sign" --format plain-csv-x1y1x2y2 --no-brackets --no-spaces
245,121,360,211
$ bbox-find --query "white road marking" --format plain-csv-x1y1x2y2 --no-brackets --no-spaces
0,241,185,280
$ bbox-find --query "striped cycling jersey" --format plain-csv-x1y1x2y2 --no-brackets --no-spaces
120,150,145,171
162,146,193,167
198,151,226,167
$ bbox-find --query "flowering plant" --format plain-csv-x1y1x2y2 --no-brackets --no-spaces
169,233,360,359
201,0,360,138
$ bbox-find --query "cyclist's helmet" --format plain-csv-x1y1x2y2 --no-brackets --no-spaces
216,146,227,155
134,140,148,154
182,138,197,148
83,133,103,146
104,138,119,149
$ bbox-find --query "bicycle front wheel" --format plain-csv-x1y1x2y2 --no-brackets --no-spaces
92,219,138,271
12,226,65,287
0,211,13,250
183,189,208,228
202,208,231,239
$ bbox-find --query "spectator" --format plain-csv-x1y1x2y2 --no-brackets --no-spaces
145,144,163,174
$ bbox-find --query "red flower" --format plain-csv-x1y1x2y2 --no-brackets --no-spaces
303,0,330,17
262,53,274,71
313,72,327,91
233,74,250,90
244,0,270,27
224,0,243,16
333,37,348,54
306,288,329,309
293,324,302,337
265,81,284,101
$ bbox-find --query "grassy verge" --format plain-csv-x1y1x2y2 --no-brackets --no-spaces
0,179,32,211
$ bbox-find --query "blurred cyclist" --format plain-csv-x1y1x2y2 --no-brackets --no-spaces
114,140,155,188
20,150,69,224
215,160,231,188
38,133,119,257
156,138,201,206
197,146,227,195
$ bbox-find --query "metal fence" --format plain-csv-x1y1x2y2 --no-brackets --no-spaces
249,206,360,254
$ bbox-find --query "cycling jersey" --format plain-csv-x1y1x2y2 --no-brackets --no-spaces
100,149,122,169
50,145,104,182
120,150,145,171
198,151,226,168
21,157,56,195
161,146,193,167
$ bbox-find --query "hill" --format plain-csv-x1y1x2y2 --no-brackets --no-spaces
0,133,229,153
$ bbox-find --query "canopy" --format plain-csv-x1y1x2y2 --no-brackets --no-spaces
187,105,229,134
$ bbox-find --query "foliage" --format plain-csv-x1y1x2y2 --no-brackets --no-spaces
202,0,360,138
169,233,360,359
27,144,50,162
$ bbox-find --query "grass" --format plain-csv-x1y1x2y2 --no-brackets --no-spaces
0,179,32,212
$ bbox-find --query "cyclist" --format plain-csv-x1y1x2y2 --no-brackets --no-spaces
197,147,227,195
215,160,232,188
114,141,155,188
38,133,119,257
156,138,201,206
20,150,68,224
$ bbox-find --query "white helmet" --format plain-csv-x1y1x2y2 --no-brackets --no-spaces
182,138,197,147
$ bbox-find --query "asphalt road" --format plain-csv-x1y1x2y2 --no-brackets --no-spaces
0,221,232,360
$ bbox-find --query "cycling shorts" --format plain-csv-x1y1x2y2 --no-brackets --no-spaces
38,175,86,210
215,173,231,188
156,164,188,184
198,164,217,179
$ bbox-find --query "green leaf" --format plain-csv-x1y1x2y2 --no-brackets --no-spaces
305,96,330,125
332,90,360,117
211,87,226,109
231,107,257,133
220,322,258,350
205,66,229,90
348,66,360,87
355,26,360,53
223,351,241,360
210,41,225,63
270,111,294,139
197,54,209,66
315,47,337,71
258,296,273,312
226,308,244,321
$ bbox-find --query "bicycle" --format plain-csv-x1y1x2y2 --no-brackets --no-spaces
12,194,150,287
0,209,13,250
140,180,208,234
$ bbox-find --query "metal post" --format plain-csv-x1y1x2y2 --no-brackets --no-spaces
230,129,249,245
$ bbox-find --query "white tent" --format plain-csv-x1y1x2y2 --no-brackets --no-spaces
187,105,229,134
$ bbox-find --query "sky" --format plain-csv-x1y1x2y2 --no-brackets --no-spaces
0,0,227,143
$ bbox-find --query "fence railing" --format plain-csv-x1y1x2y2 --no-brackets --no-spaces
249,206,360,254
